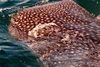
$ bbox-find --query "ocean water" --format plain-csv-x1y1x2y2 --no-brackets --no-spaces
0,0,100,67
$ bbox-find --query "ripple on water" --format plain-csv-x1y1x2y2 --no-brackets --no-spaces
0,40,44,67
0,0,46,67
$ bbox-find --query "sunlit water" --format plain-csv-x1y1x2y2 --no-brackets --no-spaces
0,0,100,67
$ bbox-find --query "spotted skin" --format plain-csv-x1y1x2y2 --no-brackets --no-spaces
9,0,96,40
29,23,100,67
8,0,100,67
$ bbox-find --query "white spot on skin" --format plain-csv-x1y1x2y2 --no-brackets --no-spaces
11,18,19,24
96,15,100,20
95,14,100,26
61,34,70,41
28,22,57,37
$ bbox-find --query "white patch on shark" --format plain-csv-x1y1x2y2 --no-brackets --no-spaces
28,22,57,37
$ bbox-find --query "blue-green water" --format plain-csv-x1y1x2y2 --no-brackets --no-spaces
0,0,100,67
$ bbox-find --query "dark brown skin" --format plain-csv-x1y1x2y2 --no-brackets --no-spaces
8,0,100,67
